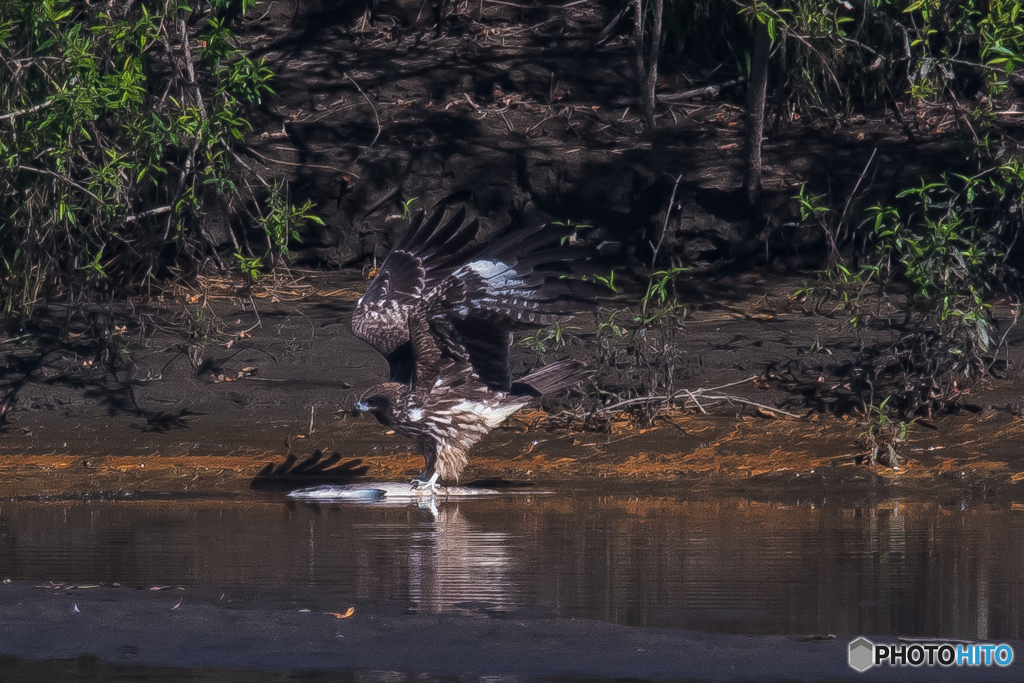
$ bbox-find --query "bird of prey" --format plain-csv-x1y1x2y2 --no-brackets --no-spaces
351,205,591,491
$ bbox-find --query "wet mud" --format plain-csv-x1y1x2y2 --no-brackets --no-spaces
3,272,1024,501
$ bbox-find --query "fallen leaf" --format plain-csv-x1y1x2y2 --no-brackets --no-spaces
149,585,171,591
325,606,356,619
172,598,183,610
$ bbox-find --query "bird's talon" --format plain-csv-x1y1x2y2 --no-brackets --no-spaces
410,472,440,495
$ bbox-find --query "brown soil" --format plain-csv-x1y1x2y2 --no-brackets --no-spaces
2,270,1023,503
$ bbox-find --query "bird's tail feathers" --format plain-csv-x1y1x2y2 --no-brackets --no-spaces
513,360,592,397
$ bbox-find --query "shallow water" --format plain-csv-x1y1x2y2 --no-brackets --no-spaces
1,488,1022,640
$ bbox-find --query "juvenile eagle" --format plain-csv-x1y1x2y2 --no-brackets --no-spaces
352,205,591,490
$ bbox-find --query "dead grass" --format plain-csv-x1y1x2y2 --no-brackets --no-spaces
3,411,1024,498
161,268,363,304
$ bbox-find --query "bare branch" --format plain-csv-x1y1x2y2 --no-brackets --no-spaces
125,206,172,223
345,72,382,148
16,165,101,202
0,98,54,122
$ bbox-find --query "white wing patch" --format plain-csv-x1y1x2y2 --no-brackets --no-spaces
450,399,525,428
409,408,423,421
460,260,526,291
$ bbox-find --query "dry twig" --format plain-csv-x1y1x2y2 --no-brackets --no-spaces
345,72,382,147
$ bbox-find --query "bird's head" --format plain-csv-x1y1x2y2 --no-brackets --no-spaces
352,383,404,425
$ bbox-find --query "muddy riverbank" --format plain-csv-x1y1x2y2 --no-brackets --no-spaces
3,271,1024,501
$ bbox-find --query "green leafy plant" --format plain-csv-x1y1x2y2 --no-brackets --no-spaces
596,309,627,339
258,181,322,263
658,2,1024,123
637,265,688,325
644,266,690,309
553,219,592,246
519,322,572,355
0,0,300,317
796,157,1022,423
400,197,418,220
860,395,911,468
578,269,617,293
234,253,263,283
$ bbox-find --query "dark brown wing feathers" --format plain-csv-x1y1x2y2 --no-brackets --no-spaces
353,204,593,390
409,312,441,391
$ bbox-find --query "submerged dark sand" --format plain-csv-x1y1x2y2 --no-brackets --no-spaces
0,581,1019,681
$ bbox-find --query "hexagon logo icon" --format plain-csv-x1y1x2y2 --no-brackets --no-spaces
849,637,875,672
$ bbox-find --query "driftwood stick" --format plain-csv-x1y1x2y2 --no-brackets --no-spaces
599,374,799,418
693,395,800,418
593,3,630,47
362,186,401,217
125,206,172,223
659,77,746,102
611,78,746,107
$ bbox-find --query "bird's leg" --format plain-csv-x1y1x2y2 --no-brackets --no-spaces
410,470,440,495
411,441,440,494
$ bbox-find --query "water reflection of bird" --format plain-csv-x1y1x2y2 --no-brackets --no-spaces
351,205,591,491
408,505,515,613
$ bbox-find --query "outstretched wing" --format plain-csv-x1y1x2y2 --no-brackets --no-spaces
351,205,480,382
352,205,595,388
428,222,594,391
